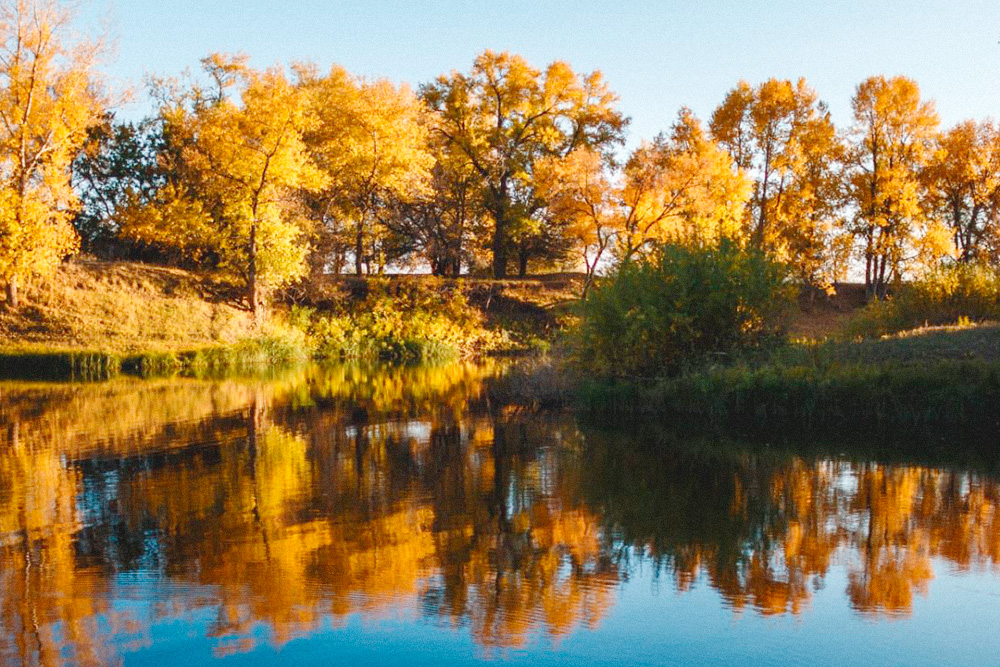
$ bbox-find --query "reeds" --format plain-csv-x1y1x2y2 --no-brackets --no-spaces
578,359,1000,430
0,335,309,381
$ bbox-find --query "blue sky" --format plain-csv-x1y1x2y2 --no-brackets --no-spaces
83,1,1000,146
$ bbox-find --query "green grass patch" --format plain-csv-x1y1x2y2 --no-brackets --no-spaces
574,322,1000,430
578,357,1000,430
0,334,309,382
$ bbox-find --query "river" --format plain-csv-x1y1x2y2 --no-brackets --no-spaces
1,362,999,665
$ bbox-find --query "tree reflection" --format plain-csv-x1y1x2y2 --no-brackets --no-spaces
579,431,1000,618
3,368,1000,664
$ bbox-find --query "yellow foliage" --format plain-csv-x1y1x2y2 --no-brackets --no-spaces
922,119,1000,263
619,109,750,259
847,75,943,296
134,56,325,314
710,77,847,287
298,64,433,275
422,50,626,277
0,0,105,306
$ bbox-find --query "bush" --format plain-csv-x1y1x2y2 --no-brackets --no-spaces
847,263,1000,338
302,278,509,362
573,239,794,378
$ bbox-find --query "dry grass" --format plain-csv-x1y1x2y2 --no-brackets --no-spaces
0,258,256,353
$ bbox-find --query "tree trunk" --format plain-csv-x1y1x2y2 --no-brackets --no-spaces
517,247,528,278
5,277,18,310
249,221,260,318
492,221,507,279
355,223,364,276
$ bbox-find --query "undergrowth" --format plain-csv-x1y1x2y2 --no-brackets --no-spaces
295,278,510,362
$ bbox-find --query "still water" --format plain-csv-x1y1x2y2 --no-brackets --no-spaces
2,362,1000,666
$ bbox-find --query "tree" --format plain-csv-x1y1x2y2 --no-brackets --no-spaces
421,50,626,278
535,147,619,296
126,55,324,316
846,76,948,298
709,78,846,285
922,120,1000,264
618,109,750,261
385,144,488,276
0,0,105,309
299,65,432,275
72,115,165,255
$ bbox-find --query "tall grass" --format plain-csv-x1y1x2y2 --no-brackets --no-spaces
0,351,123,381
0,333,309,382
577,359,1000,430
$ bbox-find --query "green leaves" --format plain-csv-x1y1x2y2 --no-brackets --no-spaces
575,239,793,378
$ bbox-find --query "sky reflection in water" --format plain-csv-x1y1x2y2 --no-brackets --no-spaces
1,363,1000,665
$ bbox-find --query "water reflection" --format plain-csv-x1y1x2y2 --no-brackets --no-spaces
1,364,999,664
582,433,1000,617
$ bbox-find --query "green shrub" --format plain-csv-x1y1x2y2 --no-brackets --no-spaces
573,239,794,378
847,263,1000,338
304,278,509,362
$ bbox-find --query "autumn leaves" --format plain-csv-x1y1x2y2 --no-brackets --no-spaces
0,0,105,309
2,0,999,319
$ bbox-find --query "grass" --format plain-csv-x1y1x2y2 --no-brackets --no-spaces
0,258,258,353
0,259,584,380
574,321,1000,430
0,336,308,381
0,258,315,380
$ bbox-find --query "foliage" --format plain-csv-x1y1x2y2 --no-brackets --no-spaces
618,109,750,261
573,239,793,378
421,50,627,277
535,147,619,295
845,76,949,298
921,119,1000,264
300,278,509,361
127,55,325,315
710,78,847,287
298,65,433,275
0,0,106,309
536,111,750,295
383,147,490,276
845,262,1000,338
72,117,165,251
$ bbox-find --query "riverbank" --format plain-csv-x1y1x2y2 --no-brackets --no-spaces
0,338,305,381
573,322,1000,431
8,258,999,433
0,259,581,380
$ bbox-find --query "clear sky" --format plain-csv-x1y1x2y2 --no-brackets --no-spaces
84,0,1000,146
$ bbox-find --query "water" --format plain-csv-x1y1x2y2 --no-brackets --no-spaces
2,362,1000,666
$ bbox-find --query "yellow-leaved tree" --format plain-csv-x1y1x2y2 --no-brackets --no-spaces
126,55,325,316
298,65,432,275
618,109,750,261
537,110,749,295
710,78,847,287
846,76,950,298
421,50,627,278
922,120,1000,264
535,147,620,297
0,0,105,309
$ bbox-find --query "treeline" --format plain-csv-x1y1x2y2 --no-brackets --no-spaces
3,0,1000,316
